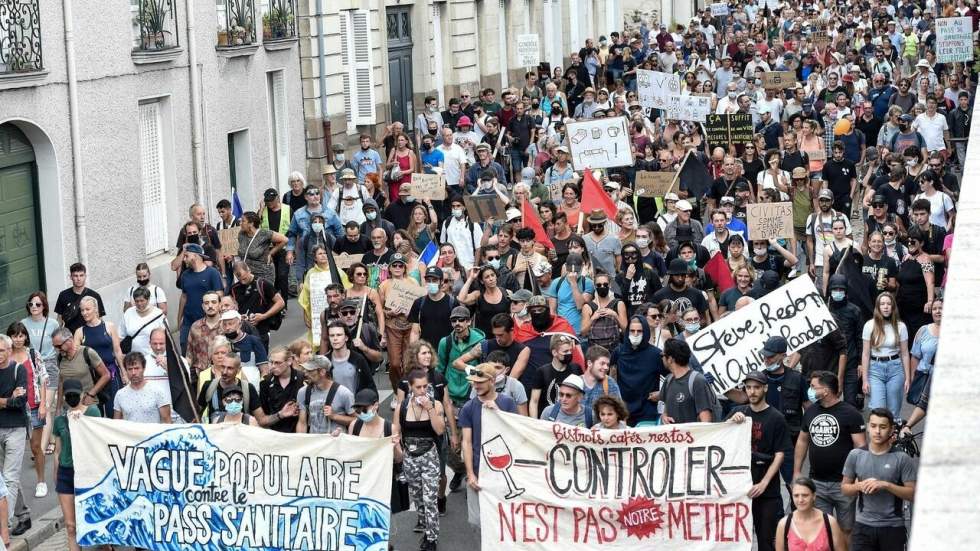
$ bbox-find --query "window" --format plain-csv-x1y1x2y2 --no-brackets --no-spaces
259,0,296,41
216,0,256,46
267,70,290,190
339,9,376,126
227,130,254,207
130,0,180,51
0,0,43,74
138,101,169,255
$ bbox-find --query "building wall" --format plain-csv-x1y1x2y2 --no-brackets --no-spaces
0,0,305,323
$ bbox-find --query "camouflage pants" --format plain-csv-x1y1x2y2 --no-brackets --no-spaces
403,438,440,543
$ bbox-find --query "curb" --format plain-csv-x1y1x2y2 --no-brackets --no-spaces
9,508,64,551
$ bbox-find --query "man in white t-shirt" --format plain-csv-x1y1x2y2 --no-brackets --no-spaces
912,95,950,154
805,189,852,292
114,352,172,424
438,127,468,191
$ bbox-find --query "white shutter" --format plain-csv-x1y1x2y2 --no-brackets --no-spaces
341,10,376,126
138,102,168,255
269,70,290,188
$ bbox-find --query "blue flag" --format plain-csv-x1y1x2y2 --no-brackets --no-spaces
419,240,439,266
232,190,244,218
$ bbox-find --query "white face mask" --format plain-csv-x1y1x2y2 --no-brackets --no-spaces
628,334,643,346
728,91,738,100
685,322,701,334
753,246,768,256
884,237,896,246
635,237,650,249
518,307,528,318
365,211,378,221
335,153,345,162
452,208,465,219
312,222,324,233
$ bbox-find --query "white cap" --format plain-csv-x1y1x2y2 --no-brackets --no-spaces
220,310,241,321
505,208,522,221
664,192,680,202
560,374,586,393
675,199,693,212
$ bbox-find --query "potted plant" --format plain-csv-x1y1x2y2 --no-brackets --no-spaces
262,12,272,39
138,0,171,50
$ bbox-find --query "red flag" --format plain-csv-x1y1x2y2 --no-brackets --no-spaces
579,169,618,223
704,252,735,293
522,199,554,249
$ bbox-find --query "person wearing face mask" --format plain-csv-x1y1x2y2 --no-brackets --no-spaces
653,258,711,321
51,379,101,551
754,337,806,495
359,198,394,248
888,113,927,160
347,386,409,520
513,296,584,384
124,263,168,313
581,272,628,352
749,238,798,281
440,196,484,271
615,244,661,318
408,267,458,348
610,316,667,425
528,335,583,419
826,275,865,409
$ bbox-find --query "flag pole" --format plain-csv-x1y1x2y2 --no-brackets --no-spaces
162,317,201,423
355,294,368,341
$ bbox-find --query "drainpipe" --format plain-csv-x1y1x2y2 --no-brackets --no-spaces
62,0,87,263
316,0,329,166
186,0,206,208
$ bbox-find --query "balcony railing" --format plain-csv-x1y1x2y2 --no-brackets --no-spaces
0,0,43,75
132,0,180,52
262,0,295,42
216,0,256,47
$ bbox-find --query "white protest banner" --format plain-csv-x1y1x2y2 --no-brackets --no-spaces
637,69,680,111
747,201,794,240
71,416,392,550
516,34,541,67
479,410,753,550
711,2,730,16
665,95,712,122
689,276,838,393
566,116,634,169
308,270,333,344
936,17,974,63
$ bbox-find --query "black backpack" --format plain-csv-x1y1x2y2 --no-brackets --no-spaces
662,370,723,422
302,382,339,434
586,299,622,350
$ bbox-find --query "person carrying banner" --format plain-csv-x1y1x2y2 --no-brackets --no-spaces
196,353,268,426
295,355,354,435
49,378,100,551
727,371,792,551
395,370,446,550
540,374,591,427
657,338,718,424
459,363,518,527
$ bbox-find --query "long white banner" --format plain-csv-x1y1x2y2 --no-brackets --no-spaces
689,276,838,393
71,416,393,550
479,410,753,550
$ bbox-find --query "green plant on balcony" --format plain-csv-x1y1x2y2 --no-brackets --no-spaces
137,0,172,50
263,5,293,40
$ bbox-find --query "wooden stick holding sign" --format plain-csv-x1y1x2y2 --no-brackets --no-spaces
355,294,367,341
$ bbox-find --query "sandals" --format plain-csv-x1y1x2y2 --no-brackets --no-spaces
44,442,55,455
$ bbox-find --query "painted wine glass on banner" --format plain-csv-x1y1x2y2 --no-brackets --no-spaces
483,435,526,499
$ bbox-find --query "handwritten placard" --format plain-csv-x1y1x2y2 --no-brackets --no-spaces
410,173,446,200
566,117,634,170
384,278,426,314
747,201,795,240
637,69,680,111
634,171,676,197
516,34,541,67
665,94,712,122
307,270,333,346
335,253,364,271
689,276,839,393
812,30,831,49
762,71,797,90
710,2,730,16
936,17,974,63
808,148,827,162
704,113,754,145
218,227,240,257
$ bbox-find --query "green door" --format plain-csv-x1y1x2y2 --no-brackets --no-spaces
0,124,43,331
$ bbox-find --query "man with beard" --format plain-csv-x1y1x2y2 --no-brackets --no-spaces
806,189,852,293
337,299,383,374
708,156,749,212
454,313,531,390
727,371,791,551
826,275,865,408
701,209,736,258
652,258,710,322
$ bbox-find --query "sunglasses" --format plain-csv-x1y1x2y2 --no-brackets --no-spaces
451,319,468,324
306,190,321,196
558,392,577,399
340,310,357,316
224,397,243,403
873,203,886,208
648,313,663,319
28,302,42,307
353,272,367,277
883,231,896,236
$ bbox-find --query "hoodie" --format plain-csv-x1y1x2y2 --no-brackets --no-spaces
359,198,396,247
614,247,662,317
611,315,667,424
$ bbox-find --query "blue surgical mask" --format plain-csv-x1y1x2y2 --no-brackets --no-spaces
357,411,377,423
831,290,846,302
489,259,501,269
312,222,324,233
685,322,701,334
452,208,465,219
765,360,781,372
225,401,243,414
807,387,818,403
366,211,378,221
427,282,440,295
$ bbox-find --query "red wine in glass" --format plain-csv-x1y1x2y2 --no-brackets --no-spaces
483,435,525,499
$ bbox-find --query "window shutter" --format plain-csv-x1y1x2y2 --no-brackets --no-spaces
271,70,290,188
341,10,376,126
138,102,168,255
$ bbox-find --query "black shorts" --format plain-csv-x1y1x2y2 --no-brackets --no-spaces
56,465,75,495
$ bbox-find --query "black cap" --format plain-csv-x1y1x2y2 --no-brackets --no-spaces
871,194,886,206
425,266,444,280
828,274,848,290
221,386,244,399
353,388,379,407
263,188,279,202
63,379,83,396
761,336,788,358
743,371,769,385
667,257,690,276
340,298,361,310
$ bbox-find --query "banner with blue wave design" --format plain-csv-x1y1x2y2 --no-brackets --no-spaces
70,417,392,550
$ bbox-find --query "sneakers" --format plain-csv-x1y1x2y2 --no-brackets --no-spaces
11,518,30,536
449,472,465,493
34,482,47,498
413,518,424,533
437,496,446,516
420,538,438,551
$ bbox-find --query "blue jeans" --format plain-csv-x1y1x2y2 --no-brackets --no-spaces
869,358,905,421
179,318,193,355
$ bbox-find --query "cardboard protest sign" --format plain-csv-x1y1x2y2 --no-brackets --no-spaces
334,253,364,272
464,193,508,222
747,202,794,240
384,278,426,313
218,227,240,257
808,148,827,162
566,117,634,170
711,2,730,15
71,416,392,550
812,30,830,49
307,270,333,344
761,71,796,90
410,173,446,200
727,113,754,144
479,409,753,550
637,69,680,111
634,171,676,197
665,94,712,122
689,276,838,393
936,17,974,63
516,34,541,67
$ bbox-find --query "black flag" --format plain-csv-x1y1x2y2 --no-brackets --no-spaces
163,319,200,423
677,150,713,202
836,246,874,321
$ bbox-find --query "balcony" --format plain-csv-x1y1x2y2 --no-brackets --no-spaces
0,0,47,88
216,0,258,57
130,0,183,65
261,0,297,51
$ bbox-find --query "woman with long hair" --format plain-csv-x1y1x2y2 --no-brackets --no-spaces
392,231,426,283
718,265,756,317
798,120,826,179
459,265,510,337
7,323,48,503
861,292,911,421
21,292,59,449
740,143,765,192
237,211,286,285
557,183,582,229
775,477,846,551
908,298,942,405
896,226,935,338
379,254,417,403
406,203,438,252
821,218,854,296
581,271,628,351
641,302,673,348
436,243,466,296
913,170,955,230
758,149,791,194
298,245,350,347
385,133,419,198
73,296,125,416
345,262,386,339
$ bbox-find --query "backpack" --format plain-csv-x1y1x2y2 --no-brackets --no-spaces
586,300,622,350
440,217,477,261
78,346,110,407
544,404,593,427
205,378,250,422
663,370,723,422
302,382,339,434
